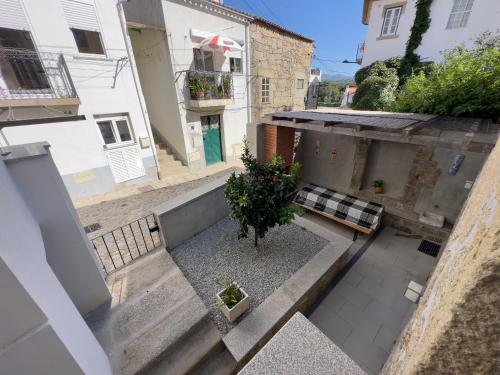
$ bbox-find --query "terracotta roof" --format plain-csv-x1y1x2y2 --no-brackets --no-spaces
214,1,314,43
252,17,314,43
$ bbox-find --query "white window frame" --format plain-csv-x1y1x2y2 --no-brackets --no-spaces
96,116,135,149
381,6,402,37
296,79,305,89
446,0,474,29
261,77,270,104
229,57,242,73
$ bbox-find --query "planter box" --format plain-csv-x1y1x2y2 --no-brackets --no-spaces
217,286,250,322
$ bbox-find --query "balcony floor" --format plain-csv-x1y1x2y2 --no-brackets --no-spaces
308,227,439,374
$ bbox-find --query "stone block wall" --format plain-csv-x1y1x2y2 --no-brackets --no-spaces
250,21,314,124
383,138,500,374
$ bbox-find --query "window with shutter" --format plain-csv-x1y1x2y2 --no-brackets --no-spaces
446,0,474,29
381,6,402,37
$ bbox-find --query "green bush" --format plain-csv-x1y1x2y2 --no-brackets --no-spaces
393,42,500,119
352,74,398,111
225,141,301,247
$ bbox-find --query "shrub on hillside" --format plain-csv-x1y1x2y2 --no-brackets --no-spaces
392,39,500,120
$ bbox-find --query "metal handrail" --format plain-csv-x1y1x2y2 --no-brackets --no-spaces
0,47,78,100
89,214,161,275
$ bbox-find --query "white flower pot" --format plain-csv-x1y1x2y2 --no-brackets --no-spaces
216,286,250,322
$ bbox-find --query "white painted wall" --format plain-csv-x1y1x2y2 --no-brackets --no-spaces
0,153,111,374
361,0,500,66
125,0,250,168
1,0,157,195
4,142,111,315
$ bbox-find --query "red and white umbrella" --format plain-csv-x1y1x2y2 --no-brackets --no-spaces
199,34,244,53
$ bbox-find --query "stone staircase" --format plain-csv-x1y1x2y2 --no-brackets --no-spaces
153,137,190,179
86,248,229,375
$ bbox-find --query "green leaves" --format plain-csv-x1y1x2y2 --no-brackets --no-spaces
225,140,301,247
394,37,500,120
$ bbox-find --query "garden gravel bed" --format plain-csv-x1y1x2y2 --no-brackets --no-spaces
171,217,328,335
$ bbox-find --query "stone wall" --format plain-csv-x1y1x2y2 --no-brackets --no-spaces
383,138,500,374
250,21,314,124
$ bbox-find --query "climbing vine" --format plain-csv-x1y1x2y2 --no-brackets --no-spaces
399,0,433,82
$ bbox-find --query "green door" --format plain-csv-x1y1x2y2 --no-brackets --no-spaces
202,115,223,165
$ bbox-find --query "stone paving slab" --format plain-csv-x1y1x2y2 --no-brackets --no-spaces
239,312,365,375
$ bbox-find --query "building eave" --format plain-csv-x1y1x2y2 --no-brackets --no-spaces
362,0,373,25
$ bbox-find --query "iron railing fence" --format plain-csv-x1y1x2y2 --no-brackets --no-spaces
185,70,233,100
0,47,77,100
90,214,162,275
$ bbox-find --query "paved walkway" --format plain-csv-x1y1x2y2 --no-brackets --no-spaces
76,164,241,238
309,227,439,374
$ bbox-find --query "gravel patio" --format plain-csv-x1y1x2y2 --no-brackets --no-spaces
171,217,328,335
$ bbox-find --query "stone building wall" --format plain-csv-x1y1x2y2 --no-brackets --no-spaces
250,21,314,124
383,138,500,374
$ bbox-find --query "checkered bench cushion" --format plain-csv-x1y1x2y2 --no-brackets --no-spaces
294,183,384,231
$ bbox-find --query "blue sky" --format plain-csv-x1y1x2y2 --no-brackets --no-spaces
225,0,367,77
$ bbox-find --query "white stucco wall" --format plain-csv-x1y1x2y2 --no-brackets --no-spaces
361,0,500,66
126,0,250,169
1,0,157,196
0,155,111,375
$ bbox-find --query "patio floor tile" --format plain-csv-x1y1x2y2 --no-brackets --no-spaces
343,330,389,375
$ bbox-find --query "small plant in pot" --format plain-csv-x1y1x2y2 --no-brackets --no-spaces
373,179,384,194
222,74,232,98
187,74,208,100
214,276,249,322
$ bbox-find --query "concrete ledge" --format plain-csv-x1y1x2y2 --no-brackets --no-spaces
239,312,366,375
189,98,232,108
223,228,351,366
152,177,229,248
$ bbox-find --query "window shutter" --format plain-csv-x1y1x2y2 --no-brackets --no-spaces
62,0,100,32
0,0,29,30
107,146,145,183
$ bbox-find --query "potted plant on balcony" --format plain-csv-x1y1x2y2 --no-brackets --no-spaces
372,179,384,194
214,276,249,322
187,74,208,100
222,74,232,98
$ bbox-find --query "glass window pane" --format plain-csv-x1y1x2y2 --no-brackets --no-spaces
203,51,214,71
193,49,204,70
116,120,132,142
97,121,116,144
71,29,104,55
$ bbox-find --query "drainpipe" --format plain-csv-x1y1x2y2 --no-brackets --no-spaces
116,0,161,180
245,20,252,149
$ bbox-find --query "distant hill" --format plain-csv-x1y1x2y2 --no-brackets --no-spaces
322,73,354,82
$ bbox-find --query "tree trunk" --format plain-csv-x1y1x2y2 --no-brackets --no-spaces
254,229,258,247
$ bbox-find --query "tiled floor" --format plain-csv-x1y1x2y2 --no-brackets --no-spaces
309,227,439,374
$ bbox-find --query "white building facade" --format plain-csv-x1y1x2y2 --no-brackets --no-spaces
0,0,159,198
124,0,252,170
360,0,500,67
306,67,321,109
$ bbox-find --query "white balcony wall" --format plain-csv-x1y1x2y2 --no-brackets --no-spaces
361,0,500,67
1,0,157,198
0,148,111,375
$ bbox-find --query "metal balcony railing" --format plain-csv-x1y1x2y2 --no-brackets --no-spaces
0,47,77,100
185,70,233,100
356,42,365,64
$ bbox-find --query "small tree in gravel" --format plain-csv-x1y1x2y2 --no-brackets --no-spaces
225,141,301,247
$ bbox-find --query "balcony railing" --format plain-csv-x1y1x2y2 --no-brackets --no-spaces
0,47,78,103
185,70,233,108
356,42,365,64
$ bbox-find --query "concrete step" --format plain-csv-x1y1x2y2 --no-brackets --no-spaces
86,249,218,375
149,316,223,375
191,347,238,375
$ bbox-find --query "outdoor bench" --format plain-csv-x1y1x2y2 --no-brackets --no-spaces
294,183,384,241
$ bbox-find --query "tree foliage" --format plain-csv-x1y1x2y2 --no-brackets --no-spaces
225,142,301,247
318,80,352,106
352,60,399,110
392,37,500,120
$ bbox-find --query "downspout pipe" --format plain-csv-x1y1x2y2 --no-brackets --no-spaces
116,0,161,180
